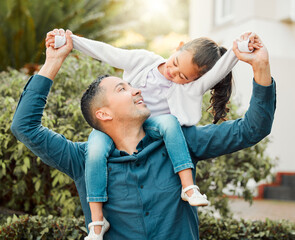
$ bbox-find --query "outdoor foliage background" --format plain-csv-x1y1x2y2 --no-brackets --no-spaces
0,0,278,233
1,213,295,239
0,0,189,71
0,0,130,71
0,52,274,218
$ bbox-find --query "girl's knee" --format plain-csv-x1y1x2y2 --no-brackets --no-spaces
144,114,181,136
88,129,102,141
160,114,180,129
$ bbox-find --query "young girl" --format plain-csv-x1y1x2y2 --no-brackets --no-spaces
47,30,259,240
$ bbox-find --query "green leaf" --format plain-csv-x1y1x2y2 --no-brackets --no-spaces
35,179,41,191
24,157,30,169
40,227,49,235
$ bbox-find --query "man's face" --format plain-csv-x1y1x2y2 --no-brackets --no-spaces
100,76,151,122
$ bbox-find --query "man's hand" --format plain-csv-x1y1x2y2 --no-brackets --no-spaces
38,29,73,81
233,32,271,86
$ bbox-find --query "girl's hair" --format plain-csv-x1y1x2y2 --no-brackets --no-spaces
180,38,233,124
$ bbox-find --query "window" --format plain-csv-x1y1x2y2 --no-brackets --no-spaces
214,0,234,26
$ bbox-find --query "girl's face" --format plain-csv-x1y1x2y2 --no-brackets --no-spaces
162,50,201,84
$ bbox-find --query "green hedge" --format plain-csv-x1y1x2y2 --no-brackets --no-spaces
199,213,295,240
0,215,87,240
0,214,294,240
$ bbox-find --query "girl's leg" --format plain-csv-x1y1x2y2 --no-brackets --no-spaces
144,114,193,170
144,115,209,206
144,115,194,188
86,129,114,234
89,202,103,234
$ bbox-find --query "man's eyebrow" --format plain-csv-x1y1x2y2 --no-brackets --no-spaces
114,82,132,91
176,56,188,80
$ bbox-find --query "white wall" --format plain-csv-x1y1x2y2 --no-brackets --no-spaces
189,0,295,171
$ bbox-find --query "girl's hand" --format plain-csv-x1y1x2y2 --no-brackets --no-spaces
45,28,67,48
238,32,263,52
233,33,271,86
39,29,73,81
45,29,73,61
233,33,269,66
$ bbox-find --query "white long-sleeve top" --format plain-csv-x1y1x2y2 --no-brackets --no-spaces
56,35,246,126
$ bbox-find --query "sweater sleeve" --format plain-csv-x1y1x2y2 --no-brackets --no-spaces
58,35,155,76
194,48,238,94
182,79,276,161
10,75,87,181
192,40,252,94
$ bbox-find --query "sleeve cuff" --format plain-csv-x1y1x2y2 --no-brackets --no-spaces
252,77,276,100
24,74,53,96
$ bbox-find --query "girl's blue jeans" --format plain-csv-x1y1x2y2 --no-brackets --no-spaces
85,114,194,203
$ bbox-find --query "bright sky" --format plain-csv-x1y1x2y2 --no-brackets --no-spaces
142,0,170,16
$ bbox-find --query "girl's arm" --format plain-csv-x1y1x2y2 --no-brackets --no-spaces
53,34,156,74
194,47,238,94
194,33,260,94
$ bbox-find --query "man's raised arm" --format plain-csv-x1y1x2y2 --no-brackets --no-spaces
11,30,86,180
183,33,276,161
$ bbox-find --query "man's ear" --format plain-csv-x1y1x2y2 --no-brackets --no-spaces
95,108,113,121
176,41,185,51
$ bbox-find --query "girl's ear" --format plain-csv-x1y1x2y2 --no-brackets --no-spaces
95,109,113,121
176,41,185,51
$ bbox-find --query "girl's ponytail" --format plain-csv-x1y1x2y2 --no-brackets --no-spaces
208,46,233,124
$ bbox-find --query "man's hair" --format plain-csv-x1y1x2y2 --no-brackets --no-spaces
80,75,109,130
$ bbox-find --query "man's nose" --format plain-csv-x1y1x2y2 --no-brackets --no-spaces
132,87,141,96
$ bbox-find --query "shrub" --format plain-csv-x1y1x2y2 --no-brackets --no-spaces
198,212,295,240
0,214,87,240
0,0,127,71
0,214,294,240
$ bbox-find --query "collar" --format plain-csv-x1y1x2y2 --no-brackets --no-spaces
112,133,153,157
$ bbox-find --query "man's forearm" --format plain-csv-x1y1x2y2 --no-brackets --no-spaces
184,78,276,160
38,58,64,81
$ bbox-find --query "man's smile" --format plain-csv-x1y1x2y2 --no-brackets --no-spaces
134,97,144,105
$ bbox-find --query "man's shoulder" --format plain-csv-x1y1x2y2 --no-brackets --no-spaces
181,125,197,138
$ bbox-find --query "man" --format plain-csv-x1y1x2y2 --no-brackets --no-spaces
11,30,276,240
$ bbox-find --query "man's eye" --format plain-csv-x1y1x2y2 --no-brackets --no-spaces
120,87,125,91
173,60,177,66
